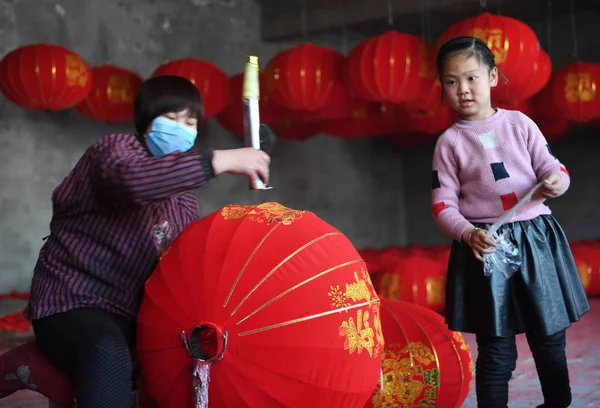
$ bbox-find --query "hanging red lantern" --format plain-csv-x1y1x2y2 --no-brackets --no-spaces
493,49,552,102
0,44,92,111
373,254,447,313
320,102,400,138
495,98,537,121
366,299,473,408
273,110,322,141
263,44,339,111
570,240,600,297
396,103,457,136
74,65,143,124
215,73,282,137
346,31,432,104
436,13,540,87
151,58,229,119
548,61,600,123
137,202,384,408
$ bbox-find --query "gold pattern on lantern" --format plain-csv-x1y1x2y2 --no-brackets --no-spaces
469,28,507,64
65,55,89,88
452,331,469,351
328,285,350,309
577,263,592,290
345,270,373,304
564,72,596,103
107,75,135,104
339,308,375,357
425,275,446,306
221,202,305,225
418,44,436,79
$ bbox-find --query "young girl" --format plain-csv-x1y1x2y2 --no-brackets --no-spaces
431,37,590,408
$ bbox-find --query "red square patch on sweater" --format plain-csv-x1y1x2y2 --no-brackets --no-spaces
432,202,448,218
560,166,569,176
500,193,518,211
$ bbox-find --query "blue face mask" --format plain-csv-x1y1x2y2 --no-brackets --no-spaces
146,116,198,157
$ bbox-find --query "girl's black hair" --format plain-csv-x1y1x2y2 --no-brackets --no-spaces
435,36,497,78
133,75,204,136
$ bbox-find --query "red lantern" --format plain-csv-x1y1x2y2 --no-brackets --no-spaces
373,254,447,313
493,50,551,102
495,98,537,121
320,102,400,138
273,110,322,141
538,119,571,143
366,299,473,408
571,240,600,297
137,202,384,408
74,65,143,124
264,44,339,111
548,61,600,123
0,44,91,111
346,31,432,104
151,58,229,119
396,103,457,136
436,13,540,87
215,73,282,137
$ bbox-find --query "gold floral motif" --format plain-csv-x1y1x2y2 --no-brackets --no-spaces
425,275,446,306
220,202,304,225
65,54,89,88
372,343,439,407
452,331,469,351
564,72,596,104
328,285,350,309
107,75,135,104
339,309,375,357
469,28,507,64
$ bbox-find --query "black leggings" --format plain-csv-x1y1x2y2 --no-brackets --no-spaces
32,308,136,408
475,329,571,408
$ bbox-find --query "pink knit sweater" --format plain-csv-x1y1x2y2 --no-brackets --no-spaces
431,108,570,241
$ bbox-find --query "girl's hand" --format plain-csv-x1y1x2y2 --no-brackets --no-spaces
463,227,496,262
540,173,563,199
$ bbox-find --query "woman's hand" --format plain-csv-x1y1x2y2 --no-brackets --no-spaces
211,148,271,188
540,173,563,199
462,227,496,262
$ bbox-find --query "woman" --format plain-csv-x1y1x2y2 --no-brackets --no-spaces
24,75,271,407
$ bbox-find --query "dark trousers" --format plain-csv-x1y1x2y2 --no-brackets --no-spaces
32,308,137,408
475,329,571,408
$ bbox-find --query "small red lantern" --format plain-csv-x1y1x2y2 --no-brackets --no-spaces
0,44,92,111
436,13,540,87
366,299,473,408
346,31,432,104
264,44,339,111
548,61,600,123
151,58,229,119
75,65,143,124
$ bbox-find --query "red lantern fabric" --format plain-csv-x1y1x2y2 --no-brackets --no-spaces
0,44,92,111
366,299,473,408
346,31,432,104
273,110,322,141
495,98,537,121
373,255,447,313
264,44,339,111
320,102,400,138
436,13,540,88
493,49,551,102
571,240,600,297
396,104,456,136
537,119,571,143
137,202,384,408
215,73,282,137
548,61,600,123
151,58,230,119
74,64,143,124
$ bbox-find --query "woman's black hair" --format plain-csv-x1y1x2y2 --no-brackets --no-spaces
435,36,497,78
133,75,204,136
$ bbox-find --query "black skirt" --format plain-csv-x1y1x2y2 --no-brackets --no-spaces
445,214,591,337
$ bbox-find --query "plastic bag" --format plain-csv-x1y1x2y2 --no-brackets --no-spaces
482,182,545,278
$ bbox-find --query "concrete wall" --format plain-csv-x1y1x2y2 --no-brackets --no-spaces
0,0,598,292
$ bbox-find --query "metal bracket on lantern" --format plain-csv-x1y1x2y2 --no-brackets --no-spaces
181,328,228,408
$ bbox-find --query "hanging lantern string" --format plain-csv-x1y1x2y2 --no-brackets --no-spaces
546,0,553,58
569,0,578,59
340,0,348,54
387,0,393,26
480,0,487,11
420,0,426,40
324,0,330,37
301,0,308,39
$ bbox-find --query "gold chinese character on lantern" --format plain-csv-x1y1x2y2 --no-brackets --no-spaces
107,75,135,104
418,44,436,79
469,28,507,64
564,72,596,104
65,54,89,88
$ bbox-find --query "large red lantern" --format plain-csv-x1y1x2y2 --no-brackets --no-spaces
264,44,339,111
74,64,143,124
436,13,540,85
366,299,472,408
215,73,282,137
151,58,229,119
548,61,600,123
346,31,432,104
493,49,552,102
0,44,91,111
373,254,447,313
137,202,384,408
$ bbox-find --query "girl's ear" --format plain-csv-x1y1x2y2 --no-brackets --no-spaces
489,66,499,88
